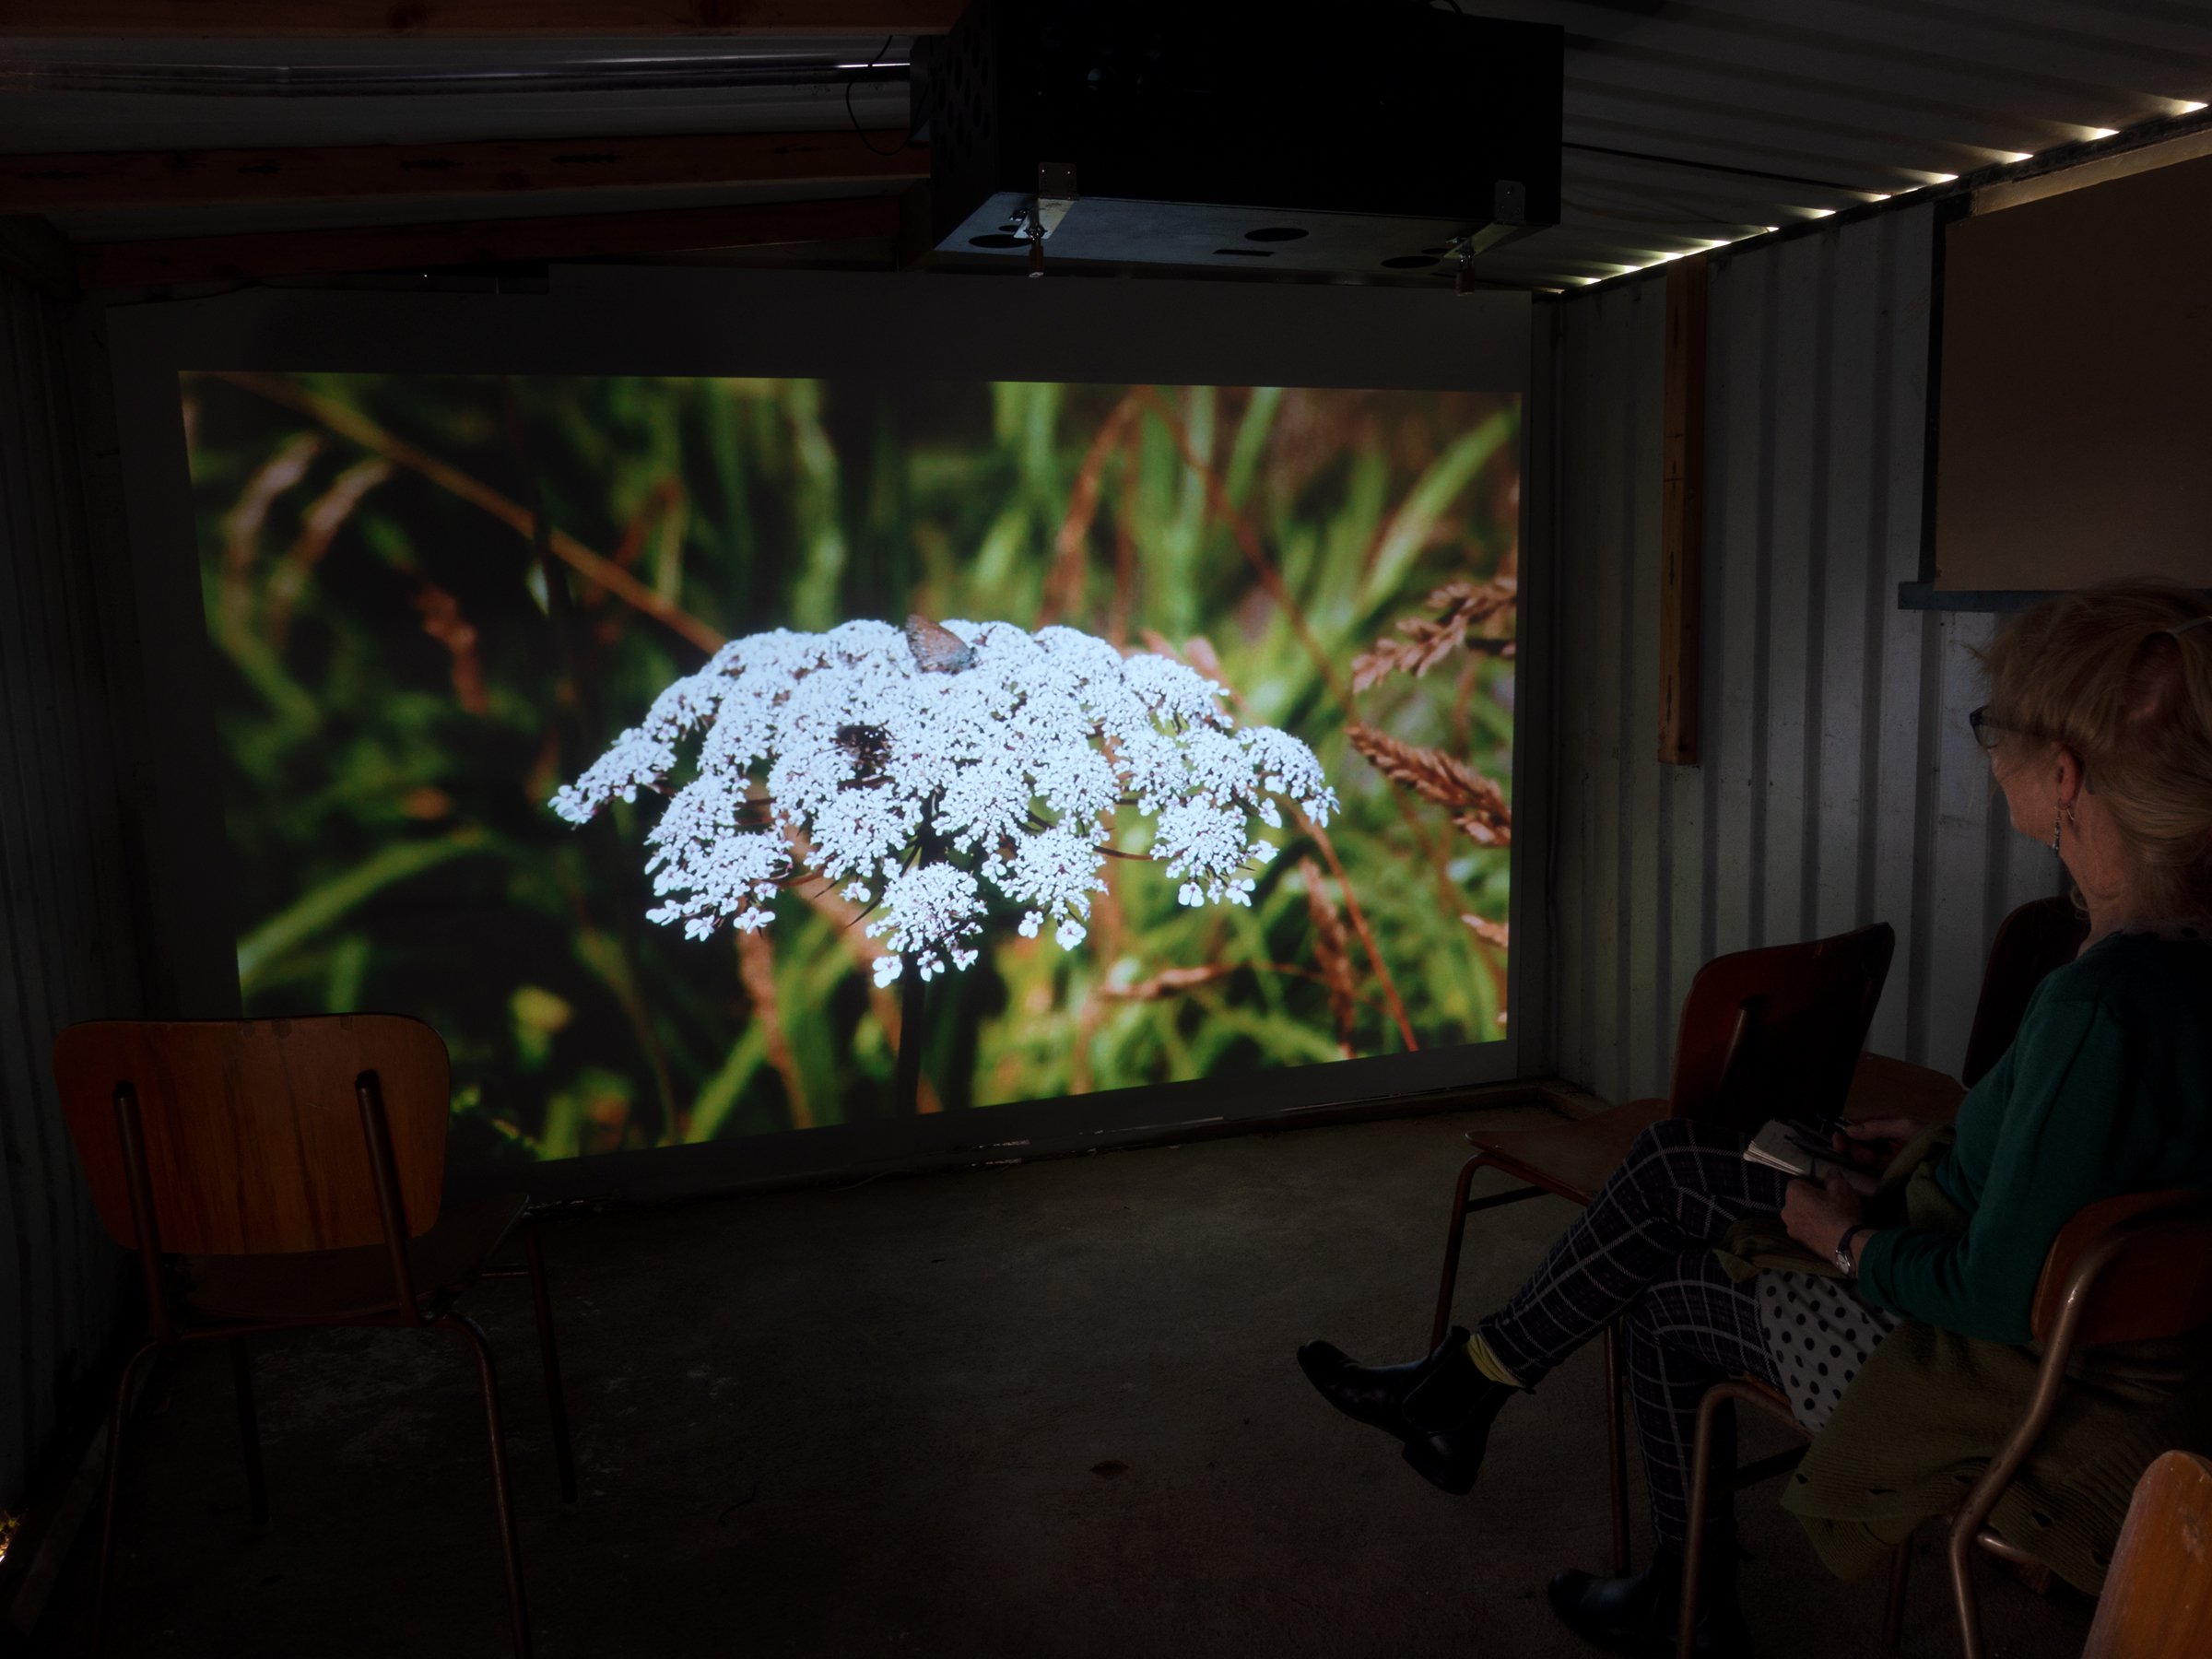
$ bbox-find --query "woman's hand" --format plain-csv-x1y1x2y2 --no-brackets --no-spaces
1830,1114,1925,1171
1783,1171,1865,1261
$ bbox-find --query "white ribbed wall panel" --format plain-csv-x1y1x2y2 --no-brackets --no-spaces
0,273,138,1511
1542,203,2065,1107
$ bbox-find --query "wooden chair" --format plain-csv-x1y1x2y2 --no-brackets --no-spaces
1959,893,2088,1088
2084,1452,2212,1659
1664,893,2089,1656
51,1015,576,1659
1429,922,1896,1573
1677,1188,2212,1659
1839,894,2086,1126
1676,1382,1912,1658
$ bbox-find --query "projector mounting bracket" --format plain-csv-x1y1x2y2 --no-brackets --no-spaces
1033,162,1079,237
1015,161,1078,276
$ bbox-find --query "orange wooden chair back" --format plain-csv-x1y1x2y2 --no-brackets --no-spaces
2085,1452,2212,1659
52,1015,451,1255
1663,923,1895,1133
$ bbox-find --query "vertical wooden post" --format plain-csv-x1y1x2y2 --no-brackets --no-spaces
1660,253,1709,765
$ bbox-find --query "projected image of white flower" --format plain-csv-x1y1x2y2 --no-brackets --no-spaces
189,373,1517,1150
552,616,1339,1004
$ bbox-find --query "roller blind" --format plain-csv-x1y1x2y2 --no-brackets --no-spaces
1933,149,2212,593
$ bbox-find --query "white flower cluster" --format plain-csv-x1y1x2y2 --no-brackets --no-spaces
553,618,1338,982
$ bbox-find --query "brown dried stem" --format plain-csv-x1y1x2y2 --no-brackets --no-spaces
1040,393,1139,628
735,927,812,1132
1347,724,1513,848
1130,386,1348,706
266,456,391,649
1460,914,1511,1030
1107,418,1144,649
220,432,320,642
1350,575,1518,693
1100,959,1392,1009
410,578,490,715
1142,629,1419,1051
1461,915,1510,950
1300,858,1359,1057
788,832,942,1114
1132,389,1465,916
214,371,726,655
1295,807,1419,1049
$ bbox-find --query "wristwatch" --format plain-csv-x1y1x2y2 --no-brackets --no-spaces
1833,1225,1875,1275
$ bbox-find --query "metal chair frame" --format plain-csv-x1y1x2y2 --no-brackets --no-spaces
1431,901,2065,1590
91,1069,574,1659
1677,1377,1909,1659
1430,923,1894,1577
1677,1190,2212,1659
1429,1004,1759,1576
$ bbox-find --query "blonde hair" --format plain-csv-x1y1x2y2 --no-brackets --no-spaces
1980,579,2212,919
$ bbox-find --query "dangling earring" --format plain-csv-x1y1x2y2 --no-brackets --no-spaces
2053,808,2064,855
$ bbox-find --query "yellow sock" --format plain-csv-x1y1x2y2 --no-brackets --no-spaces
1465,1331,1524,1389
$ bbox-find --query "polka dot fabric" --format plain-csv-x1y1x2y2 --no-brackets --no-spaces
1759,1269,1900,1434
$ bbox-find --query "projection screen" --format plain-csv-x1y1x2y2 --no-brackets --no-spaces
107,268,1535,1197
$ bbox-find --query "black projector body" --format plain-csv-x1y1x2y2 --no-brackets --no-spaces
912,0,1563,278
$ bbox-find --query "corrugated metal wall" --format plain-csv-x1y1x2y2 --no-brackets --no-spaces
0,272,139,1512
1543,203,2065,1107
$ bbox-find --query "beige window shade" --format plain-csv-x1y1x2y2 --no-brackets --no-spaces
1934,148,2212,593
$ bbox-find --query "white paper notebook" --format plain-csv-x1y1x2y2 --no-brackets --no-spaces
1742,1119,1880,1198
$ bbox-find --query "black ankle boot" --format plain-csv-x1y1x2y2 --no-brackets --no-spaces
1296,1327,1519,1496
1547,1539,1749,1658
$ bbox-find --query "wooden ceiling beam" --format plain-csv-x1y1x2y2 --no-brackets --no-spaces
74,193,903,288
0,2,965,35
0,216,75,297
1,131,924,215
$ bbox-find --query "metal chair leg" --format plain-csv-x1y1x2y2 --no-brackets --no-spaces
231,1338,269,1526
1882,1537,1912,1649
1604,1319,1632,1577
1677,1383,1734,1659
447,1312,534,1659
91,1342,164,1659
1431,1154,1488,1349
523,1222,577,1507
1948,1521,1985,1659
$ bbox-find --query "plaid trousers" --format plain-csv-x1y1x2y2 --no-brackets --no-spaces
1476,1118,1794,1547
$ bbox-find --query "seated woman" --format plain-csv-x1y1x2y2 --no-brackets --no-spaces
1299,580,2212,1656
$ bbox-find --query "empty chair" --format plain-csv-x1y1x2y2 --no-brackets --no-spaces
52,1015,575,1659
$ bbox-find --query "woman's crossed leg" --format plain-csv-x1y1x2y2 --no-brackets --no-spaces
1297,1118,1795,1657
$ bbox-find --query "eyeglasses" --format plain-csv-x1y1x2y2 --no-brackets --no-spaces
1970,705,2067,754
1968,706,2022,751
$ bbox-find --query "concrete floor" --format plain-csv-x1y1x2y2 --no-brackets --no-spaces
31,1104,2093,1658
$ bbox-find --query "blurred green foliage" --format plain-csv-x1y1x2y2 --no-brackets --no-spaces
184,372,1517,1164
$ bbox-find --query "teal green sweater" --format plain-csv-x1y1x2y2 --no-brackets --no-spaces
1857,932,2212,1343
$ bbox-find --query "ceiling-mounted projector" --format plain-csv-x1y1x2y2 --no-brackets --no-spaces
912,0,1563,281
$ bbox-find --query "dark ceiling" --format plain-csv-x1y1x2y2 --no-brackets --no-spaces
3,2,2207,288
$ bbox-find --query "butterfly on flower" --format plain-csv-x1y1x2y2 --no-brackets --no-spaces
905,613,977,674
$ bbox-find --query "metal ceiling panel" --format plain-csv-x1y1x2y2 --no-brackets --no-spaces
3,4,2209,288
